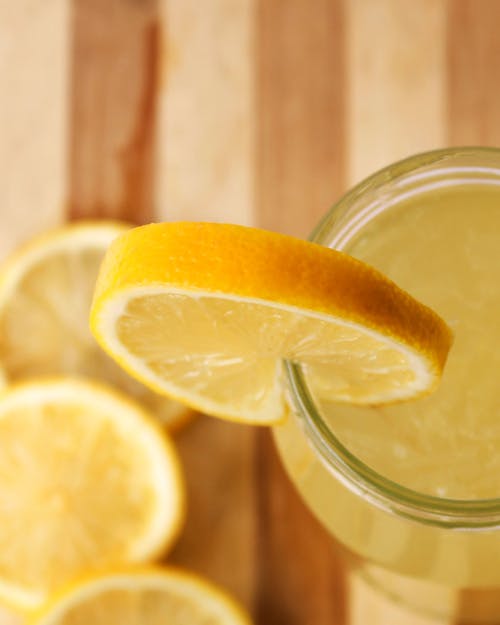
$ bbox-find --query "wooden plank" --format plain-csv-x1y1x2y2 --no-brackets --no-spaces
68,0,160,223
256,0,346,238
0,0,68,256
447,0,500,146
346,0,447,185
254,2,348,624
156,0,254,225
169,418,257,611
156,0,257,613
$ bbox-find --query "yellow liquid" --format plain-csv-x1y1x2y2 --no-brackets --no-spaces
274,183,500,612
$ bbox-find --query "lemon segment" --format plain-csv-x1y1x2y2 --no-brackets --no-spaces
0,379,185,609
90,222,453,425
28,567,252,625
0,222,191,430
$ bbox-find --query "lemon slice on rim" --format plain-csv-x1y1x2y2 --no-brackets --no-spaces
90,222,452,425
0,222,191,430
0,379,184,609
28,567,252,625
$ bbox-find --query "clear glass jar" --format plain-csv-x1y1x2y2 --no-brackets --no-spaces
274,148,500,622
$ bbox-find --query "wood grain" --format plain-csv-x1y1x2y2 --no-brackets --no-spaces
0,0,68,257
68,0,159,223
448,0,500,146
256,0,346,238
346,0,447,185
169,418,257,611
156,0,254,225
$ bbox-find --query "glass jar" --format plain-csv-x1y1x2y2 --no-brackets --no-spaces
274,147,500,622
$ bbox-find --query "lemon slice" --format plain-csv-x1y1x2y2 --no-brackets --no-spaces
0,222,191,430
90,223,452,425
0,379,185,610
29,567,251,625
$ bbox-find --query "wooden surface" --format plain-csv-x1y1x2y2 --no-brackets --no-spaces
1,1,500,623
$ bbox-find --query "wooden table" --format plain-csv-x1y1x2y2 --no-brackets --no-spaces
1,1,499,624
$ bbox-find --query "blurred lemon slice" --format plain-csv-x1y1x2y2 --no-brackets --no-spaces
0,379,185,610
90,222,452,425
29,567,252,625
0,222,191,430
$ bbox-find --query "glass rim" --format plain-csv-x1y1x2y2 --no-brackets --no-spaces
284,146,500,530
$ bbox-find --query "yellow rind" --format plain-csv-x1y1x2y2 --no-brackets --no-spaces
92,222,452,374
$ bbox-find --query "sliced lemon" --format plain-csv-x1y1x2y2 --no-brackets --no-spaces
29,567,251,625
90,222,452,425
0,222,191,430
0,379,185,610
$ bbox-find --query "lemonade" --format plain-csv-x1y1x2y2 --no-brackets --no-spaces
275,148,500,618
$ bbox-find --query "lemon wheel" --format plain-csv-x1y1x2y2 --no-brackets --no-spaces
0,222,191,430
28,567,252,625
0,379,185,609
91,222,452,424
